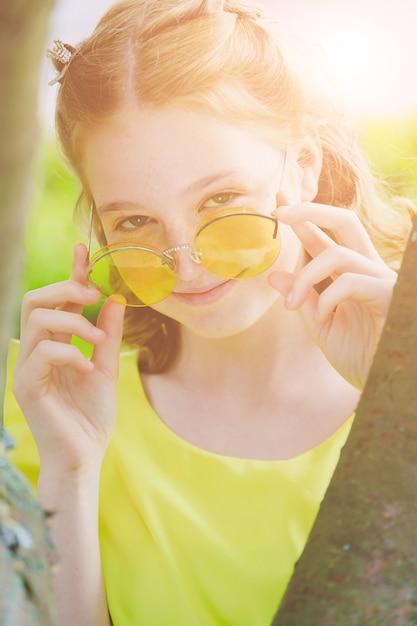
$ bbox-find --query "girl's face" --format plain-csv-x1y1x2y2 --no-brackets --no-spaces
82,106,306,338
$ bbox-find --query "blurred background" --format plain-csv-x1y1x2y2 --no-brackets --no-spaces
20,0,417,338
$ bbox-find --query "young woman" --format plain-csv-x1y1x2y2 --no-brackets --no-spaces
5,0,413,624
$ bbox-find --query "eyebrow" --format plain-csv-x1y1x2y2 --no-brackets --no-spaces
183,170,239,194
96,170,243,215
97,201,145,215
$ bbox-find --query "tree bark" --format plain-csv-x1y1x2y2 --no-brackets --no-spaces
271,215,417,625
0,0,55,421
0,0,57,623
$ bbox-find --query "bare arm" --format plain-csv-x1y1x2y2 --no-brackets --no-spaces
13,244,125,625
39,465,110,626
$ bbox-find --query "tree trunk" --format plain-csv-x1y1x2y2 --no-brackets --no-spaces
0,0,57,623
0,1,54,386
271,215,417,625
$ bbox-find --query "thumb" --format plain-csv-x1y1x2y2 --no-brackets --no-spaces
275,191,292,210
268,269,294,301
270,270,325,344
91,296,126,378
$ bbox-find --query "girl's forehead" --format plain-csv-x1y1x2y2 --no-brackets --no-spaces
82,106,282,149
81,107,286,210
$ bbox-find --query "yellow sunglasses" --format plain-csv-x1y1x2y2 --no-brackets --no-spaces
86,207,281,306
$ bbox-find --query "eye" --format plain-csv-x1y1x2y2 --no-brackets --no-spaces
202,192,238,209
114,215,154,231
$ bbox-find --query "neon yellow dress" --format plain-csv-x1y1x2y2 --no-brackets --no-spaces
4,340,353,626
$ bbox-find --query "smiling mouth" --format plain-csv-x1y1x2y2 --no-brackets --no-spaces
172,280,235,305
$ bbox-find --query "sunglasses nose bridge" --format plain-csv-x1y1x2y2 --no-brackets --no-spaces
164,243,202,265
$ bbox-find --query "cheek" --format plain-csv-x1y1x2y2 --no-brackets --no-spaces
99,221,126,245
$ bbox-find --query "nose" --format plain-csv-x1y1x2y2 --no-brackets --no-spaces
164,243,200,264
163,220,203,280
167,244,205,282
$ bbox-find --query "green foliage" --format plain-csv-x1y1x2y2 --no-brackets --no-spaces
18,143,96,353
359,116,417,200
22,142,81,296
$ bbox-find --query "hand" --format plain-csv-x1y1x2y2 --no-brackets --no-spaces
269,201,397,390
13,243,126,475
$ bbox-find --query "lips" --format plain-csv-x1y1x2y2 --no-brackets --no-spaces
172,279,235,305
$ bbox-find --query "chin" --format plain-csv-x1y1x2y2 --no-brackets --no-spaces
152,283,280,339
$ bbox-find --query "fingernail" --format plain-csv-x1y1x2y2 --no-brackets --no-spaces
109,293,127,305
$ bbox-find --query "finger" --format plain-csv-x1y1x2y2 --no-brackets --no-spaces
275,191,292,208
290,221,337,259
91,296,126,379
20,280,101,330
268,270,295,300
58,243,92,317
15,341,93,403
276,203,383,261
314,273,396,324
71,242,89,283
288,247,397,309
17,309,105,365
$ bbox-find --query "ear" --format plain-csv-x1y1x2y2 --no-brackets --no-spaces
296,132,323,202
277,133,323,205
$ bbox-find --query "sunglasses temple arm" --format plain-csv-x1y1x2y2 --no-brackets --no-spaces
86,204,94,261
279,143,289,190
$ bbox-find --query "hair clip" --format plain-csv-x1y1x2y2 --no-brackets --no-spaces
46,39,82,86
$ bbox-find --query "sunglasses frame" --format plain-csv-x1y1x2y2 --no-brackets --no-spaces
87,208,279,270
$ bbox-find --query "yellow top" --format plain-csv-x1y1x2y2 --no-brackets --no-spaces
4,340,353,626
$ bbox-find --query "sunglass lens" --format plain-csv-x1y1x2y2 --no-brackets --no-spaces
194,213,281,279
89,247,176,306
